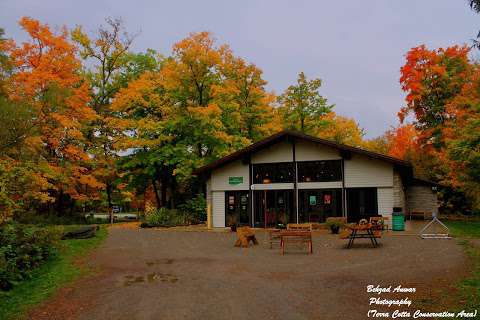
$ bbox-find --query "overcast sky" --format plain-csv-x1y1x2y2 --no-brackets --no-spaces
1,0,478,137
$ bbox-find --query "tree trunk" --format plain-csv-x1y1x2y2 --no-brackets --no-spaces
160,181,167,209
151,179,161,208
106,181,113,209
57,189,64,215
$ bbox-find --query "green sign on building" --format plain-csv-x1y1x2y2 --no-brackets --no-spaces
309,195,317,206
228,176,243,185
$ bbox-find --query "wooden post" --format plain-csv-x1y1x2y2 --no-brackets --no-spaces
207,203,212,229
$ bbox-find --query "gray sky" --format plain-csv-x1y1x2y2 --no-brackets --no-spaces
1,0,478,137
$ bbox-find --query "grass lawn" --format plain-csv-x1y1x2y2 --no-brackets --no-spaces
445,220,480,311
0,225,108,320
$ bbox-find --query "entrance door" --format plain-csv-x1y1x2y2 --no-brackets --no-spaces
253,190,294,228
225,191,249,227
346,188,378,223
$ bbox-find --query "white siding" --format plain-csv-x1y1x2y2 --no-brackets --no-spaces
344,155,393,188
393,171,406,210
378,187,393,227
251,183,294,190
211,160,249,191
295,140,341,161
212,191,225,228
297,181,342,189
251,141,292,163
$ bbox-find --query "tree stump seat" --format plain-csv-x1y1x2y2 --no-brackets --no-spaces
234,227,258,248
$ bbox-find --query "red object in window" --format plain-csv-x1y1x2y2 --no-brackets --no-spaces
324,194,331,204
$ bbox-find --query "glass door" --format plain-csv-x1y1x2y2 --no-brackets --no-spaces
346,188,378,223
254,190,294,228
225,191,249,227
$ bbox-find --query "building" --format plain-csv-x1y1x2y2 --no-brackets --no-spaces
194,131,438,228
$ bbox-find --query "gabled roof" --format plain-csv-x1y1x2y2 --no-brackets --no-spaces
193,130,412,175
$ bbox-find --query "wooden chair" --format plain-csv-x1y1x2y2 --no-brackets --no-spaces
234,227,258,248
369,216,385,231
286,223,312,231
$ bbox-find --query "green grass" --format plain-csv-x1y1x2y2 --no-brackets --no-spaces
0,226,108,320
445,220,480,238
444,220,480,312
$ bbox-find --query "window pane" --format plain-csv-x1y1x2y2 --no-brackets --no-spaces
297,160,342,182
253,163,294,183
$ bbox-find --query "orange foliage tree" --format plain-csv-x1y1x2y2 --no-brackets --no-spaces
399,44,480,212
4,17,102,213
316,112,365,146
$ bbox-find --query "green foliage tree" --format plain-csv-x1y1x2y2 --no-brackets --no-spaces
72,18,138,209
278,72,333,134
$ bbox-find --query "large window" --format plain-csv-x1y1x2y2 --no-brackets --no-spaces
297,160,342,182
299,189,342,223
253,163,294,184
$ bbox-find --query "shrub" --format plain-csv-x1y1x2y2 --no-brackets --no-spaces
13,212,86,225
0,223,62,291
145,208,184,227
178,194,206,222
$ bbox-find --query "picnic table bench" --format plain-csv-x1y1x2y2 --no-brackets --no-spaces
280,230,313,255
342,223,381,248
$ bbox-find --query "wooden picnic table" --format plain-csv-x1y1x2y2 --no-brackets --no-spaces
344,223,379,248
279,230,313,255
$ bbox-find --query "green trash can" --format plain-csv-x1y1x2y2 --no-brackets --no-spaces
392,211,405,231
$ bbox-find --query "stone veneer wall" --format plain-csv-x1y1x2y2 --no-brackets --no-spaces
393,171,406,212
406,185,438,215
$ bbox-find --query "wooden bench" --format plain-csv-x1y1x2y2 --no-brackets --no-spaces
409,210,433,221
287,223,313,231
326,217,347,225
280,230,313,255
234,227,258,248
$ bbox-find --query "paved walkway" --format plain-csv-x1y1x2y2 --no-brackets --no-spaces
30,226,466,320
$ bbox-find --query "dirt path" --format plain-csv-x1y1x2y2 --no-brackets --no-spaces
29,228,467,320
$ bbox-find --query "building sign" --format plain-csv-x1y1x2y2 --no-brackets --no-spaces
228,176,243,185
309,195,317,206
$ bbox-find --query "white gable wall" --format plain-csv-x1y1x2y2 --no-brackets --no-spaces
295,140,341,161
211,160,249,191
344,154,393,188
251,141,292,163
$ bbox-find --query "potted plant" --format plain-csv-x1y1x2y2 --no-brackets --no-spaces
326,220,343,234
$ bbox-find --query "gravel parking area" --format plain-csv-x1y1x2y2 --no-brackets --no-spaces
30,227,467,320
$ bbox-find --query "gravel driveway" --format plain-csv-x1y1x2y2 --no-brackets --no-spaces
30,227,467,320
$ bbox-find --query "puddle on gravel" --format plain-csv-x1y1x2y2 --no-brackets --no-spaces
145,258,174,266
123,273,178,286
